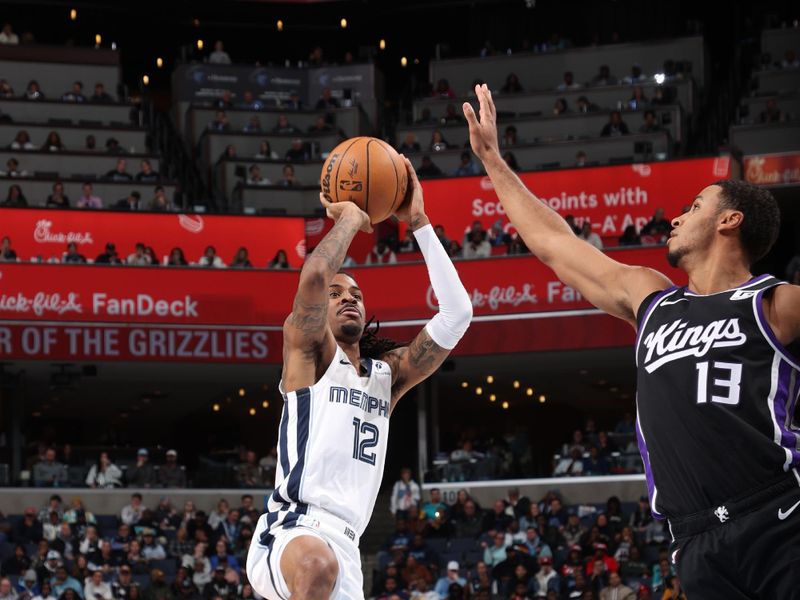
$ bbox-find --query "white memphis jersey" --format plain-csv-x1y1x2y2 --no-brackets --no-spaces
266,345,392,538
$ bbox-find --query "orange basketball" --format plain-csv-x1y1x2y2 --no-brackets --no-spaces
320,136,409,224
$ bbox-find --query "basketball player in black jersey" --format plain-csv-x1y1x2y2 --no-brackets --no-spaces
464,85,800,598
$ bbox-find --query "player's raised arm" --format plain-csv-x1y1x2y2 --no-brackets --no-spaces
382,159,473,407
282,199,372,388
463,84,671,326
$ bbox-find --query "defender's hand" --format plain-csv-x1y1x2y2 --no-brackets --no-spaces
319,193,372,233
394,156,430,231
463,84,500,161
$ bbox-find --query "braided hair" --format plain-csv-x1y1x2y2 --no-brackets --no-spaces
359,316,404,359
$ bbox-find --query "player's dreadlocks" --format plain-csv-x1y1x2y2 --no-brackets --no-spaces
359,316,404,359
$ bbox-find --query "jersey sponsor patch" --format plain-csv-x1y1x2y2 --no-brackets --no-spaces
642,318,747,373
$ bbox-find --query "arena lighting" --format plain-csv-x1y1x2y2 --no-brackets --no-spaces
238,388,246,397
414,58,420,65
69,8,77,20
249,407,257,416
196,39,204,51
262,400,269,408
460,381,468,388
156,57,163,68
489,393,496,401
212,403,220,412
501,401,509,409
277,20,284,31
513,380,520,389
94,33,101,46
340,18,347,29
379,39,386,50
400,56,408,67
475,386,483,395
526,387,534,396
142,75,149,85
654,73,666,84
486,375,494,384
539,395,546,403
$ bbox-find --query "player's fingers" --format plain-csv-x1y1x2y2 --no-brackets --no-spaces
319,192,331,209
482,84,495,120
403,156,421,190
463,102,478,127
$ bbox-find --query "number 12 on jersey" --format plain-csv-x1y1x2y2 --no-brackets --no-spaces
695,361,742,405
352,417,380,465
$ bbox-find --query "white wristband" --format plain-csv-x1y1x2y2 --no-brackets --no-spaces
413,224,473,349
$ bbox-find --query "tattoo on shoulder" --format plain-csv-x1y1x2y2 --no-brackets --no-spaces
408,329,447,373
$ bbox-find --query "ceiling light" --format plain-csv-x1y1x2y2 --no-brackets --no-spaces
262,400,269,408
538,395,546,403
212,403,220,412
340,18,347,29
461,381,468,388
513,380,520,389
526,387,534,396
501,401,509,409
248,407,256,416
277,20,284,32
486,375,494,384
379,39,386,50
489,394,496,401
400,56,408,67
475,386,482,395
156,57,163,68
69,9,77,21
196,39,204,51
238,388,246,397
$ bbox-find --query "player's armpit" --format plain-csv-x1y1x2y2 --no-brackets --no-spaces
383,328,450,409
766,283,800,346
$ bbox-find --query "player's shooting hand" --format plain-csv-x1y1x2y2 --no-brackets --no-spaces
319,193,373,233
463,84,500,161
394,156,430,231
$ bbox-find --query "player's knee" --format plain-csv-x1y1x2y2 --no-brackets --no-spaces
294,553,338,596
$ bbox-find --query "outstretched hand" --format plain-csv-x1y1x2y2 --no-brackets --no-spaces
463,84,500,162
319,193,373,233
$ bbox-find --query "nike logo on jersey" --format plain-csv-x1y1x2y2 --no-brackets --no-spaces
778,499,800,521
340,359,352,366
660,298,689,305
642,318,747,373
730,290,757,301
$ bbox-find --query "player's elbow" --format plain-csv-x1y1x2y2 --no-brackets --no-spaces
298,264,328,292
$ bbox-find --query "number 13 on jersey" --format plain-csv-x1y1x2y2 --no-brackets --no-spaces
696,361,742,405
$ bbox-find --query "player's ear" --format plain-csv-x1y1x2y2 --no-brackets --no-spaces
718,209,744,232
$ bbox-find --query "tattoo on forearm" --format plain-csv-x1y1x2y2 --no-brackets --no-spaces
288,297,327,336
307,215,360,274
408,329,446,374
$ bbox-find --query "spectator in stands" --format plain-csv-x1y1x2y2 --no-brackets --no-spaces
163,247,188,267
229,247,252,269
236,450,262,486
149,186,173,211
254,141,278,160
315,87,340,110
246,164,269,186
576,96,599,113
500,73,524,94
126,243,151,266
600,112,629,136
1,157,25,177
433,78,456,99
41,132,65,152
84,570,112,600
0,79,13,97
115,191,141,211
105,138,126,155
2,183,26,207
557,71,581,91
284,139,308,162
214,90,234,110
208,111,230,133
307,115,332,134
158,450,187,487
85,135,97,151
640,208,670,240
209,40,231,64
106,159,133,181
622,64,647,85
416,155,443,178
0,23,19,44
553,446,584,476
51,566,82,598
24,80,44,101
628,86,649,111
639,110,661,133
579,222,603,249
30,580,54,600
44,182,69,208
583,446,610,475
482,532,508,568
759,98,785,123
5,542,33,574
136,160,160,182
463,221,491,259
271,114,299,134
389,467,421,520
441,103,464,125
10,130,34,150
416,107,437,125
618,225,641,247
0,236,17,262
238,90,266,111
121,493,146,526
111,565,136,600
501,125,518,147
243,115,262,133
453,151,480,176
365,240,397,265
434,562,465,599
599,572,635,600
282,90,304,111
209,538,239,574
94,242,121,265
75,181,103,208
33,449,68,487
61,82,87,103
267,249,289,269
397,229,418,253
85,452,122,488
590,65,618,86
397,133,421,154
140,530,166,561
90,83,114,103
451,500,483,538
17,569,39,597
553,98,569,116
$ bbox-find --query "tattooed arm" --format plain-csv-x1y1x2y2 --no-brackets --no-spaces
282,196,372,392
383,159,473,408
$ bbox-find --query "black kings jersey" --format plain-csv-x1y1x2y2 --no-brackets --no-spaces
635,274,799,519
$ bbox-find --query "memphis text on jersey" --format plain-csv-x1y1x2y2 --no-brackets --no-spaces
642,317,747,373
329,385,390,418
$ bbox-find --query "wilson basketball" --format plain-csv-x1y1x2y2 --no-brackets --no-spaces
320,136,409,224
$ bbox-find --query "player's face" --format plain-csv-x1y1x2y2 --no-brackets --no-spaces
666,185,722,268
328,273,365,342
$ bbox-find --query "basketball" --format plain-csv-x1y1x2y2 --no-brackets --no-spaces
320,136,409,224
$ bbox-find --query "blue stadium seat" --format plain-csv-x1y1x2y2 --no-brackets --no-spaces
95,514,119,531
448,537,478,555
0,541,16,562
150,558,177,576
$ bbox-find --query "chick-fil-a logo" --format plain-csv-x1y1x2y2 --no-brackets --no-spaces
426,284,538,312
33,220,94,245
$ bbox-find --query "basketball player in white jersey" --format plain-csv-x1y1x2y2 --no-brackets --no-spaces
247,158,472,600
